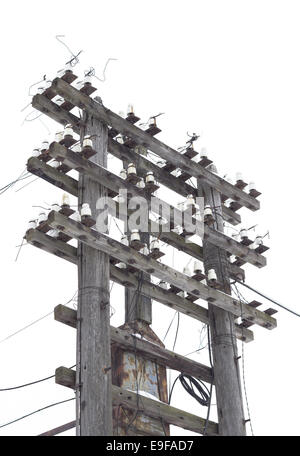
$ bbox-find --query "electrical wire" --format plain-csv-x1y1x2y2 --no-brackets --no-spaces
203,325,214,436
0,291,77,346
0,311,53,346
0,397,75,430
0,364,76,392
232,284,254,436
234,279,300,318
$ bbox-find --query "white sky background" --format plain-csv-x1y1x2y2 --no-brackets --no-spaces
0,0,299,436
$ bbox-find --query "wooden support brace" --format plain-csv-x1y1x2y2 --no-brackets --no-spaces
48,142,266,268
25,229,253,342
54,307,213,383
31,94,241,226
46,211,276,330
55,367,219,435
50,78,260,211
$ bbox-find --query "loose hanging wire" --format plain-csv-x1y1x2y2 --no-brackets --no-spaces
55,35,82,67
84,58,118,83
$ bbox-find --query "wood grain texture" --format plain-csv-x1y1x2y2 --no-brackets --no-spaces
32,94,240,226
199,172,246,436
47,211,276,330
54,308,213,383
49,142,266,268
76,115,112,436
27,229,253,342
51,77,260,211
55,368,219,435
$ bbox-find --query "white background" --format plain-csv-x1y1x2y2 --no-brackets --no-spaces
0,0,299,436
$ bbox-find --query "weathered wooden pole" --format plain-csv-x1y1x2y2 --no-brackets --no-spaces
76,112,113,435
123,145,152,325
198,165,246,436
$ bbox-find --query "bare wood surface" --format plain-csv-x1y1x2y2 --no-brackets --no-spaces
199,172,246,436
48,142,266,268
55,367,219,435
47,210,276,330
54,308,213,383
76,116,112,436
51,77,260,211
27,229,253,342
32,94,241,226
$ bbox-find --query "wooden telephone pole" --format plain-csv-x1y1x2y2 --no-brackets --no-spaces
24,71,277,437
76,113,113,435
198,168,246,436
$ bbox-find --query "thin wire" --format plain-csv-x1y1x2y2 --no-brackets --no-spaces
0,397,75,430
56,35,82,66
86,58,118,83
0,311,53,346
15,177,40,193
0,364,76,392
0,291,77,346
203,325,214,436
233,284,254,436
235,279,300,318
162,311,177,342
15,237,25,262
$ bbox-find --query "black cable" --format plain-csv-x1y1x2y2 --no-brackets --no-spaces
0,397,75,430
0,364,76,392
235,279,300,318
179,375,210,407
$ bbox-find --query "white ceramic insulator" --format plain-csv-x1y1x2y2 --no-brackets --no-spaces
229,255,236,263
236,172,243,182
130,230,140,242
62,193,70,206
146,172,155,184
193,261,202,273
127,163,137,175
64,124,73,138
204,205,212,216
208,269,217,281
117,262,127,269
200,147,207,158
248,181,256,191
81,203,91,217
83,136,93,148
